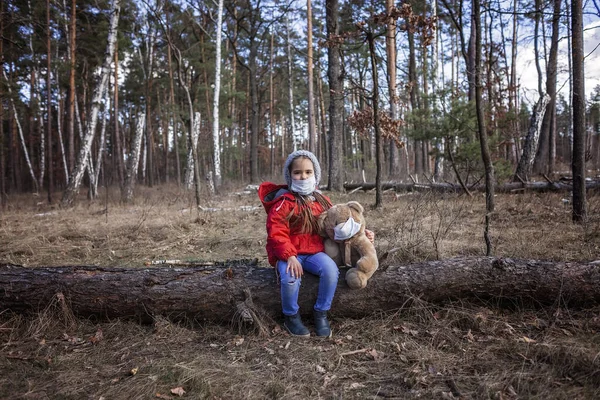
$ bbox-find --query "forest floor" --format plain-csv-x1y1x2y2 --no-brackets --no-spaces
1,184,600,399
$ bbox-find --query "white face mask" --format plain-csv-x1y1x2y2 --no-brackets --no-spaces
333,217,362,241
290,176,316,195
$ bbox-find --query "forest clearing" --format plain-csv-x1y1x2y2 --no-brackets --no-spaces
1,186,600,399
1,0,600,397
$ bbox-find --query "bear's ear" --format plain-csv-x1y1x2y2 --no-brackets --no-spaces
347,201,364,214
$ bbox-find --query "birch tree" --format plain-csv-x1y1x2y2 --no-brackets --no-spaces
122,112,146,203
61,0,120,207
2,69,39,192
212,0,224,189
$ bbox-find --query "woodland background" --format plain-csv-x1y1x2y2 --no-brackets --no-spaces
0,0,599,210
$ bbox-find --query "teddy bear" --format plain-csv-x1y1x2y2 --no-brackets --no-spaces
318,201,378,289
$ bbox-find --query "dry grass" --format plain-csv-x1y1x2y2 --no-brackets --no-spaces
1,184,600,399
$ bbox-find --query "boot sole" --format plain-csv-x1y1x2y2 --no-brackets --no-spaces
284,323,310,338
315,329,332,339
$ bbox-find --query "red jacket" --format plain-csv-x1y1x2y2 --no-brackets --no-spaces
258,182,331,267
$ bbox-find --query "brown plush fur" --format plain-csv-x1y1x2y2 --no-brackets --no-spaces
318,201,378,289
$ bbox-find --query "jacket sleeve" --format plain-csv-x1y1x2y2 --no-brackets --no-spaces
266,199,297,261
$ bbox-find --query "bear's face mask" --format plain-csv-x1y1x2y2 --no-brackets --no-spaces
333,217,362,241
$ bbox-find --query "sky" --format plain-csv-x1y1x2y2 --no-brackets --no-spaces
517,18,600,106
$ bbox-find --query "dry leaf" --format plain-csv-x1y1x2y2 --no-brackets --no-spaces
322,374,337,388
368,349,382,360
89,328,103,344
349,382,366,390
170,387,185,397
465,329,475,342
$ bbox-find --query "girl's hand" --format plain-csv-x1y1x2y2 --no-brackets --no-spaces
286,256,303,278
365,229,375,244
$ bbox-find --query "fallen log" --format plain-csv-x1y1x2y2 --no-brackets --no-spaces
2,257,600,323
344,180,600,193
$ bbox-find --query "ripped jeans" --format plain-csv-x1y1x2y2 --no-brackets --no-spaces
276,252,339,316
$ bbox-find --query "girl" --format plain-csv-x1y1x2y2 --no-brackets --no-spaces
258,150,337,337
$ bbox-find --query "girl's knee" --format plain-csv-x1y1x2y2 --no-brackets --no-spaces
322,261,340,281
280,273,301,286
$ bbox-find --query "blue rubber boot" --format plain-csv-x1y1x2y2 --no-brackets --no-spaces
284,313,310,337
313,310,332,338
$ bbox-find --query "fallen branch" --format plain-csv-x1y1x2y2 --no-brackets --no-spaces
344,180,600,193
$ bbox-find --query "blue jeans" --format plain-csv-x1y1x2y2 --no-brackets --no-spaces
276,252,339,316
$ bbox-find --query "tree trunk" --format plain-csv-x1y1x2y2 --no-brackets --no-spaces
571,0,586,222
212,0,224,188
366,30,383,209
2,257,600,322
46,0,53,203
0,0,4,201
249,37,260,183
114,42,124,188
474,0,495,256
307,0,316,154
2,69,39,192
68,0,76,176
166,36,180,186
61,0,120,207
121,112,145,203
285,16,297,152
534,0,561,176
326,0,344,191
386,0,400,178
514,94,550,182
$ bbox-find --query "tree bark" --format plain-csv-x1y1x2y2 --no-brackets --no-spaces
2,257,600,322
212,0,224,188
570,0,586,222
307,0,316,154
514,94,550,182
68,0,76,175
46,0,53,203
474,0,495,256
121,112,145,203
326,0,344,191
365,30,383,209
386,0,400,178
